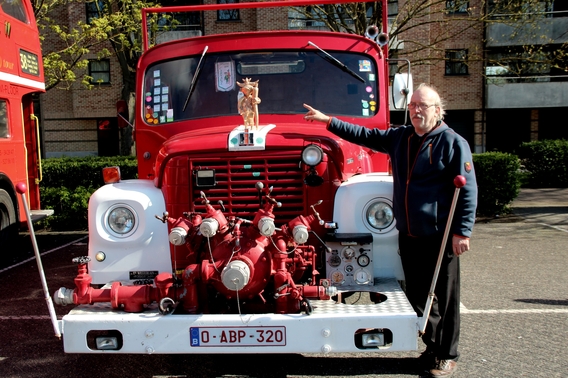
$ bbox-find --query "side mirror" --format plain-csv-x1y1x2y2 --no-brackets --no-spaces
389,73,413,111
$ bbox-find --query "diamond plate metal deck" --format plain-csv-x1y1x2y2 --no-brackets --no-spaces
311,277,414,315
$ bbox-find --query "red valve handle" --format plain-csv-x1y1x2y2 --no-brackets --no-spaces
453,175,466,188
16,182,27,194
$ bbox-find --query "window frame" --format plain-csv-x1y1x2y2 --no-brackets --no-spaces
445,49,469,76
0,99,9,138
446,0,469,15
217,0,240,21
88,59,111,85
86,0,104,24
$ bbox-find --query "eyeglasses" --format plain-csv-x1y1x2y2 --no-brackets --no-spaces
408,102,437,111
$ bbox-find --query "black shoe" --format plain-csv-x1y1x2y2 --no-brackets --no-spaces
418,347,437,369
429,359,457,377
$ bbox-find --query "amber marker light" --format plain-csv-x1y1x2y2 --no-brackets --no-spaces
103,166,121,184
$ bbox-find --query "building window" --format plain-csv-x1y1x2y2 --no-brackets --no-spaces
445,49,468,75
217,0,240,21
86,0,104,23
89,59,111,84
0,100,9,138
446,1,469,14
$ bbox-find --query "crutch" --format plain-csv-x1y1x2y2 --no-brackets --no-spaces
418,175,466,335
16,183,61,339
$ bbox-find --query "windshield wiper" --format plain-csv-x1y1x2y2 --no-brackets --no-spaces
183,45,209,112
308,41,365,83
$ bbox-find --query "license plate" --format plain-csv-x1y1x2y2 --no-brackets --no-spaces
190,326,286,347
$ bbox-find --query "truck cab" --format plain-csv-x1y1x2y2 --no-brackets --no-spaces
54,1,418,354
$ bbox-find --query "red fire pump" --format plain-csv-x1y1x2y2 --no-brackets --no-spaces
56,183,336,315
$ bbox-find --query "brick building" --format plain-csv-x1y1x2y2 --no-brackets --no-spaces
393,0,568,153
40,1,124,157
39,0,568,157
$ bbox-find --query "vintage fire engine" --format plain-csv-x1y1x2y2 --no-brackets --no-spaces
51,0,425,354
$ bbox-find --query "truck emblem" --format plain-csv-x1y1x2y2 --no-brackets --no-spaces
228,124,276,151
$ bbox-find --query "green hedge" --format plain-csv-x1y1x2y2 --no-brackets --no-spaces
41,156,138,188
39,156,137,230
472,152,521,216
37,152,537,229
517,139,568,188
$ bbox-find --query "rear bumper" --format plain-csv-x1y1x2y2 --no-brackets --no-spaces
60,278,418,354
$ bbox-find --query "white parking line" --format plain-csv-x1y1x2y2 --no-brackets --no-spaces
460,302,568,314
0,315,63,320
537,222,568,233
0,235,88,275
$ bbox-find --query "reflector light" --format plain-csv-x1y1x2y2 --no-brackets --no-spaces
362,333,385,347
95,252,106,262
103,166,121,184
96,336,119,350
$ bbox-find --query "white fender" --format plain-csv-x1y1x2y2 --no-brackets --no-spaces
87,180,172,284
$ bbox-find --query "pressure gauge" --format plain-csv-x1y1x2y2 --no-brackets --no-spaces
342,247,355,259
354,269,371,285
357,254,370,267
329,254,341,267
345,264,354,273
331,271,345,284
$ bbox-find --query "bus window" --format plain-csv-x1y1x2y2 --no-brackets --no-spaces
0,100,9,138
0,0,29,23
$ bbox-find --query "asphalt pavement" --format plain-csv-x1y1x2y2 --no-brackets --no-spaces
0,188,566,378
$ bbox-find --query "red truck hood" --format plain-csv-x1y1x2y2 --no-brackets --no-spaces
153,119,366,187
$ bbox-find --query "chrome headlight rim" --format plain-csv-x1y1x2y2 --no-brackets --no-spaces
362,198,395,233
104,204,138,238
301,144,324,167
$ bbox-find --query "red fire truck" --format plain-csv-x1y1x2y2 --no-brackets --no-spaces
54,0,420,354
0,0,51,247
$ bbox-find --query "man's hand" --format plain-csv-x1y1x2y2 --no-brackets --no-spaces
303,104,331,124
452,235,470,256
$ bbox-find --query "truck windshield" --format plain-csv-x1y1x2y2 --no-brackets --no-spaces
142,50,378,125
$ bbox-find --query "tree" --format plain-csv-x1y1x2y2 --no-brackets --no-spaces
291,0,567,79
33,0,159,155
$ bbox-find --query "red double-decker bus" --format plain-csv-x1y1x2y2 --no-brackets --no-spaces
0,0,51,246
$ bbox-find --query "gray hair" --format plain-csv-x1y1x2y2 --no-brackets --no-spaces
416,83,446,121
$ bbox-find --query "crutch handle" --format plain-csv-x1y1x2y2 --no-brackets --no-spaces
454,175,466,188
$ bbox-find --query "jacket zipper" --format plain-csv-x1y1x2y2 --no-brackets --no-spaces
405,135,428,237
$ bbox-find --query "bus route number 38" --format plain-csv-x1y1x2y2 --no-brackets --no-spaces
190,326,286,347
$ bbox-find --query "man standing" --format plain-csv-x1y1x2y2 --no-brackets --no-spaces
304,83,477,377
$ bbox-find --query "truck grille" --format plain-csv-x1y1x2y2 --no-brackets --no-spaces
189,156,305,224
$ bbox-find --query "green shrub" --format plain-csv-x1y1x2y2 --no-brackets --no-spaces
39,186,96,230
473,152,521,216
41,156,138,189
39,156,138,231
517,140,568,188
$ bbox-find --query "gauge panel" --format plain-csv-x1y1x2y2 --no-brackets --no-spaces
326,241,373,287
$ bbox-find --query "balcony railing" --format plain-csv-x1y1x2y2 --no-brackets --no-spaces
486,79,568,109
486,16,568,47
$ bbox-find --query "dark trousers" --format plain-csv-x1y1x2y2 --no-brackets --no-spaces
399,233,461,360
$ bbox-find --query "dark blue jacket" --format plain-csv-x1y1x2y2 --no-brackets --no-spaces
328,118,477,238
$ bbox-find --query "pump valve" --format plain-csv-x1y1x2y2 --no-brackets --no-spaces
310,200,325,226
155,211,170,223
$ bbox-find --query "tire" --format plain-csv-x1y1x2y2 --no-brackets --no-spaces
0,188,18,249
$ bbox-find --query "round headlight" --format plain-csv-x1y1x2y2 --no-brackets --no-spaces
301,144,323,167
365,201,394,230
107,206,136,235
